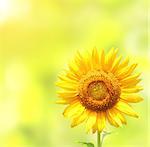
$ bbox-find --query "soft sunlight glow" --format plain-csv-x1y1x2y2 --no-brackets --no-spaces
0,0,11,22
0,0,10,13
0,0,30,23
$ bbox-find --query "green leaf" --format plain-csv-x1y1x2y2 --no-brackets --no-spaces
78,142,95,147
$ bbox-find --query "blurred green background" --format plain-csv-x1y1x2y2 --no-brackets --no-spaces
0,0,148,147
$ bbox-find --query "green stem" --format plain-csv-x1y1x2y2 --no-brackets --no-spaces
97,131,101,147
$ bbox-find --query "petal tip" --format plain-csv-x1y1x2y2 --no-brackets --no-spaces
56,100,69,104
71,123,76,128
135,115,139,118
138,97,144,102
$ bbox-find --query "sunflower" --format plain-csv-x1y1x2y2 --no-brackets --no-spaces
56,48,143,133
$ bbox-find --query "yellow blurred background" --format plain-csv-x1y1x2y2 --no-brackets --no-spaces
0,0,149,147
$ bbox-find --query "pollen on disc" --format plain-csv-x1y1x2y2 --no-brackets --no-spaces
88,81,108,100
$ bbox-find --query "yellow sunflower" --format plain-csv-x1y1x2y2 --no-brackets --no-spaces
56,48,143,133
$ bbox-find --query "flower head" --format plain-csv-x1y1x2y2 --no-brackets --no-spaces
56,48,143,133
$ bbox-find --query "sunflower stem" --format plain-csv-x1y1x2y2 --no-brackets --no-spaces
97,131,101,147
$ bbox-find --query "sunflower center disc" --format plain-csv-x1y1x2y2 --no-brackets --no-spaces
88,81,108,100
78,70,121,111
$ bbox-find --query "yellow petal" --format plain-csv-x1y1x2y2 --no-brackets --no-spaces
92,121,98,134
57,91,78,99
97,112,106,132
115,57,129,74
112,108,127,125
56,99,73,104
70,107,86,127
75,51,88,73
63,101,83,118
56,81,77,91
117,63,138,80
106,48,118,70
58,74,78,84
122,86,143,93
106,111,119,127
120,94,143,103
100,49,105,70
71,109,89,127
107,109,122,127
120,73,141,84
85,111,97,133
114,58,129,75
68,62,81,79
92,47,99,64
65,70,79,81
121,79,141,88
111,55,122,73
72,106,86,118
56,97,78,104
115,100,139,118
56,100,67,104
